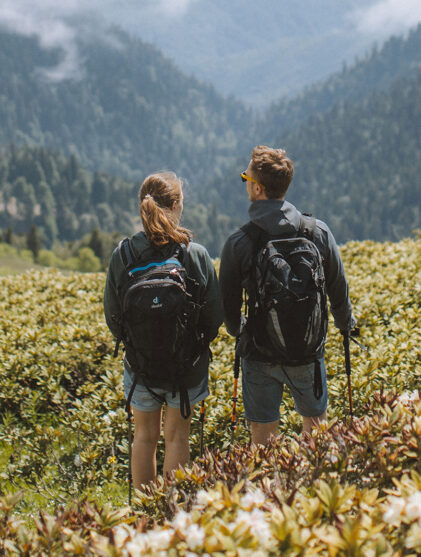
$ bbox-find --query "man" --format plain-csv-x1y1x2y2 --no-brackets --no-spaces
219,145,356,445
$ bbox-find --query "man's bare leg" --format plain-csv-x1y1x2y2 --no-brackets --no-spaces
250,420,279,446
302,411,327,435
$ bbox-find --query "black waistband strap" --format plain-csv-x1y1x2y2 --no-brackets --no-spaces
313,359,323,400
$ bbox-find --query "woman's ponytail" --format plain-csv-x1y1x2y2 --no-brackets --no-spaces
139,173,191,247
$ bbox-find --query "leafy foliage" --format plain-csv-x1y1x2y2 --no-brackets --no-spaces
0,237,419,553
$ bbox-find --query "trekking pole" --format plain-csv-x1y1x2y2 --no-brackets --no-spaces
342,327,367,420
230,338,240,446
127,406,133,507
342,331,353,418
199,399,205,457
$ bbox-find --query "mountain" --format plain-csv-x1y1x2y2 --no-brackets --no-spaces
205,25,421,245
105,0,382,106
283,69,421,242
1,23,420,255
0,28,250,190
260,24,421,143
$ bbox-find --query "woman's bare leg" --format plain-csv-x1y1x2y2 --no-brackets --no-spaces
132,407,162,488
163,406,195,477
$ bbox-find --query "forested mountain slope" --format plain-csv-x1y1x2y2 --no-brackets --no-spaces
208,27,421,245
2,24,420,254
0,29,250,188
260,24,421,144
284,70,421,242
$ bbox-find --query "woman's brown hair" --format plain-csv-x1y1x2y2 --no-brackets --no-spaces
139,172,191,247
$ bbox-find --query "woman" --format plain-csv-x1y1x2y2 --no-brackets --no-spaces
104,171,222,488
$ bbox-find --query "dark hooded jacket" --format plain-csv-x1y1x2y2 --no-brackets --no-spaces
104,231,223,389
219,199,355,359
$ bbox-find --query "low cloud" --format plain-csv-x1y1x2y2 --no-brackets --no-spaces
0,0,196,81
158,0,196,16
0,1,89,81
351,0,421,39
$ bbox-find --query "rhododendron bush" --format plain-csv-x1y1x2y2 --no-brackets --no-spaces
0,237,420,555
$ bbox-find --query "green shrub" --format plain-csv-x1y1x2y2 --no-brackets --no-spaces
0,237,419,554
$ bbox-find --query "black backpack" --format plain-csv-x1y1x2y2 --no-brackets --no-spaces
242,215,328,399
114,238,204,418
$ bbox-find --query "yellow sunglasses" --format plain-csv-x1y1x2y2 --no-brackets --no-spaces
240,172,259,184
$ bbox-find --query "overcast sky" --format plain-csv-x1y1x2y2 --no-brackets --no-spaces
1,0,421,85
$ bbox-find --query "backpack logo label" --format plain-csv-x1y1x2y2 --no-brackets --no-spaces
152,296,163,308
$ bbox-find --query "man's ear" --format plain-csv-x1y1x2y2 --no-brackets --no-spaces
256,183,264,197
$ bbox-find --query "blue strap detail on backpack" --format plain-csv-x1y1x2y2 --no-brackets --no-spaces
129,259,181,275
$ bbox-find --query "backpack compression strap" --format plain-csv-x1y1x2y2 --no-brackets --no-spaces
298,214,317,240
118,237,136,270
119,238,188,271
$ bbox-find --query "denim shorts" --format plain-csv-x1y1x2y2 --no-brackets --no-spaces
241,357,328,422
123,368,209,412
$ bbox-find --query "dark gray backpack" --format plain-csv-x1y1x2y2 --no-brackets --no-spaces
242,215,328,398
115,238,204,418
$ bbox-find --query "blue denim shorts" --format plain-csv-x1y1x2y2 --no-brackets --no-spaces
241,357,328,422
123,368,209,412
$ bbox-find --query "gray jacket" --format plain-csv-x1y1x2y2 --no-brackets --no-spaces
104,231,223,388
219,199,355,349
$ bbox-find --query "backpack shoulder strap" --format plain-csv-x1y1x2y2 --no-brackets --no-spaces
175,242,190,267
241,221,272,251
118,237,135,270
298,214,317,241
241,221,263,244
240,222,266,317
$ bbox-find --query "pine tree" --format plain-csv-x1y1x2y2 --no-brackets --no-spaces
88,228,105,260
5,227,13,245
27,224,41,259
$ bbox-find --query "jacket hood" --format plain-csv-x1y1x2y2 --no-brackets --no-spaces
248,199,302,235
129,230,182,260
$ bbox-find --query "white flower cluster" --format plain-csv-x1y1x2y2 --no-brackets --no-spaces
194,486,266,511
231,507,274,547
195,489,218,507
383,491,421,526
113,509,205,556
397,391,420,405
240,487,266,509
113,487,273,554
102,410,117,425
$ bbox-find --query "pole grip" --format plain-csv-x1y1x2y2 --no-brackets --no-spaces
199,399,205,457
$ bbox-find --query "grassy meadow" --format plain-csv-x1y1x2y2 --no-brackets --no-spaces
0,237,420,555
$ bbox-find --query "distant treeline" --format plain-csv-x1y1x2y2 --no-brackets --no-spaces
0,146,237,257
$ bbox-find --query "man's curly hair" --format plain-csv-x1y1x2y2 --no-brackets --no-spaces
251,145,294,199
